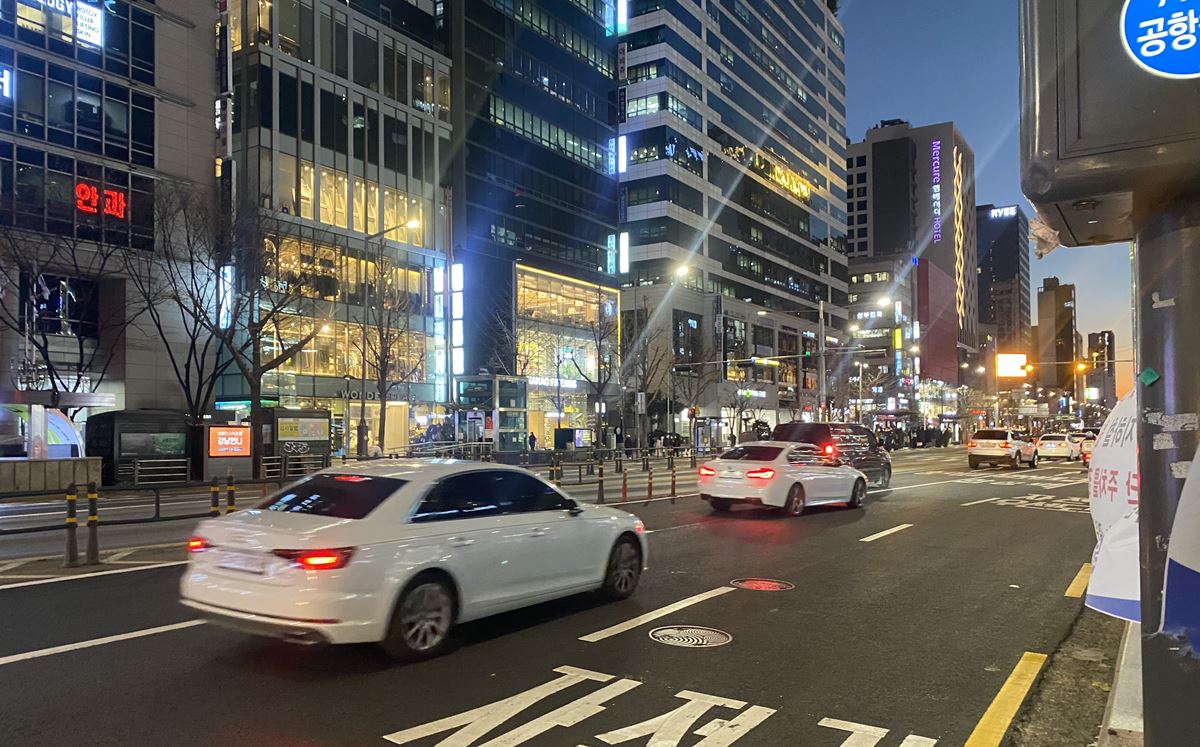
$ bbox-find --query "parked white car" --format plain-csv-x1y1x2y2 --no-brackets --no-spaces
697,441,869,515
180,461,647,660
1037,434,1082,461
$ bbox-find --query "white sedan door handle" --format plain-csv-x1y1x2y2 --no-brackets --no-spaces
448,537,475,547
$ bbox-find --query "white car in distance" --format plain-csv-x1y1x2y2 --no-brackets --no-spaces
180,461,647,661
697,441,869,515
1037,434,1082,461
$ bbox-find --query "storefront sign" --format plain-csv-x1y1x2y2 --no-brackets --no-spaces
31,1,103,46
931,140,943,243
528,376,578,389
1120,0,1200,80
208,426,250,457
75,181,126,219
737,388,767,399
277,417,328,441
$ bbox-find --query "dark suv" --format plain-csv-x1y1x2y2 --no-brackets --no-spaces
770,422,892,488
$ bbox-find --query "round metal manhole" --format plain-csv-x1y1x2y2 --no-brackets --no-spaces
649,626,733,648
730,578,796,592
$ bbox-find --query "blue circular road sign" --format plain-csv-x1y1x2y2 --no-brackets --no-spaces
1121,0,1200,79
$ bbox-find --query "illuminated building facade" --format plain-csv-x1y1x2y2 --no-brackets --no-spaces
0,0,214,411
616,0,850,441
442,1,621,445
219,0,451,451
976,204,1031,357
845,120,978,356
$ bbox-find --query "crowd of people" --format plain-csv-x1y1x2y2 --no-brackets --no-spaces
874,426,954,450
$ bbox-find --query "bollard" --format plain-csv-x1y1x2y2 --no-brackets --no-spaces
225,477,237,514
596,462,605,504
209,478,220,517
642,451,649,471
691,450,697,468
622,469,629,502
84,482,100,565
63,483,79,568
553,458,563,488
646,467,654,504
670,463,677,504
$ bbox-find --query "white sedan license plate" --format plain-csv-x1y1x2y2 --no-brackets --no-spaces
218,550,266,574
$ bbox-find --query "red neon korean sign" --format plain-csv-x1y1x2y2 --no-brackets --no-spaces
74,182,127,220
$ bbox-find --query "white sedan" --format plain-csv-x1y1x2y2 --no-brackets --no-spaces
1037,434,1082,461
180,461,647,660
697,441,870,515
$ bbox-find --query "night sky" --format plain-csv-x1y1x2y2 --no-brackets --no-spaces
839,0,1135,394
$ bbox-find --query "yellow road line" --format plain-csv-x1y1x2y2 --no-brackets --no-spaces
1064,563,1093,598
964,651,1048,747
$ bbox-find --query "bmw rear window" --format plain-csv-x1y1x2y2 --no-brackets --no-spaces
719,446,783,461
258,474,407,519
1040,435,1066,442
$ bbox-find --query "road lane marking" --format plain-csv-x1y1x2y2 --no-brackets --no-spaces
645,522,705,535
579,587,736,642
961,497,1002,506
0,561,187,591
859,524,913,543
0,620,206,668
1065,563,1093,598
0,559,30,573
882,478,987,492
963,652,1048,747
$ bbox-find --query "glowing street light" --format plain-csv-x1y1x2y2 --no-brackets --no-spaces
877,296,892,307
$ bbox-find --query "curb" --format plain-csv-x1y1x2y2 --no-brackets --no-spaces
1098,622,1144,746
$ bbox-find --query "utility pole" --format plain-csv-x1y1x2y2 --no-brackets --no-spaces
817,299,827,422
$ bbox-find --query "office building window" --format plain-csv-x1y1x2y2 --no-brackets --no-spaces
319,166,348,228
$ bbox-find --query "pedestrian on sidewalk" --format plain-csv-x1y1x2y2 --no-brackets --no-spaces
527,431,537,451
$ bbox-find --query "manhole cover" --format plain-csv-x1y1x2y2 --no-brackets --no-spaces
730,578,795,591
649,626,733,648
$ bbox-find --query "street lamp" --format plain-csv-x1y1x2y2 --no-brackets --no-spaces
853,361,869,424
674,264,690,278
877,296,892,308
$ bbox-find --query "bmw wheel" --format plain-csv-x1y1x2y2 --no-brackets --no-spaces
1028,452,1039,469
848,479,866,509
784,484,806,516
600,537,642,600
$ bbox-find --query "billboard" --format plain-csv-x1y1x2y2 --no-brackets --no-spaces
208,426,250,457
996,353,1029,378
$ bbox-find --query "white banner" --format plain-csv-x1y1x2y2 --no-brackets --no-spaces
1159,444,1200,649
1086,391,1141,622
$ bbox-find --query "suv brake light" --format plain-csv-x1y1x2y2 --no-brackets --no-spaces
273,547,355,570
698,465,717,477
823,444,835,456
187,536,209,553
746,467,776,480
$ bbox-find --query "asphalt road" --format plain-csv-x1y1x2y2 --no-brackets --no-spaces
0,448,1096,746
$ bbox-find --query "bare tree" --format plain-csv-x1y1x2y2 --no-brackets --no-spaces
724,388,760,440
571,289,620,448
350,241,427,452
619,301,669,446
155,190,332,477
122,183,231,422
671,339,720,447
0,225,146,414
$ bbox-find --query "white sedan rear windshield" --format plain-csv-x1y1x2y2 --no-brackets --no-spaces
1040,435,1066,442
973,430,1009,440
719,446,783,461
258,474,406,519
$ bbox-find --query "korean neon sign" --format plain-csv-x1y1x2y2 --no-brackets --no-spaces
75,181,127,220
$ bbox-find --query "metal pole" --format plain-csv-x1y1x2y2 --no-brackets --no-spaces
857,364,863,424
817,299,827,421
596,462,605,505
63,483,78,568
225,477,237,514
210,478,220,517
84,482,99,565
358,249,371,456
1135,194,1200,746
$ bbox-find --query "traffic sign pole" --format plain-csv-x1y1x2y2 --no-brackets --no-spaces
1135,194,1200,746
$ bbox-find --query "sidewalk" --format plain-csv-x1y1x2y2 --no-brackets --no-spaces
1099,623,1143,746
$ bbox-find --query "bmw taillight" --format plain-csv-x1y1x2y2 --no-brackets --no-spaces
998,442,1010,449
966,441,977,449
273,547,356,570
823,444,835,456
187,536,209,553
698,465,717,477
746,468,776,480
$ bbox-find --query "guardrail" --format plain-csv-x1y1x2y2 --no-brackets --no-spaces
115,457,191,485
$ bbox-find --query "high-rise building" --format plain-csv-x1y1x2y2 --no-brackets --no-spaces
976,204,1032,356
1036,277,1078,393
0,0,214,413
1087,330,1117,409
446,0,620,444
846,120,979,354
221,0,452,450
616,0,850,438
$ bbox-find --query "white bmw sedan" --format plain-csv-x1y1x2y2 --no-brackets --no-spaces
697,441,870,515
180,460,646,660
